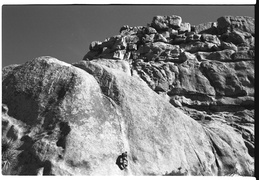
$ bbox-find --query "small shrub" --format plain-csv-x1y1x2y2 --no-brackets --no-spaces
2,137,21,175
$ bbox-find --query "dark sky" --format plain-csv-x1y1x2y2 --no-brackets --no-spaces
2,5,254,67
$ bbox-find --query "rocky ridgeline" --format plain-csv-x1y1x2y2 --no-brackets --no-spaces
84,15,254,62
2,15,254,176
84,15,254,111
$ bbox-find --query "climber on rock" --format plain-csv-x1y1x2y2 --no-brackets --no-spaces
122,152,128,169
116,151,128,170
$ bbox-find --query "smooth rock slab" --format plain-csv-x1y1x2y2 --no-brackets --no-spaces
2,56,253,175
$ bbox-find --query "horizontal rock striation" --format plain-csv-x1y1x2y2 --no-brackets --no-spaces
2,15,254,176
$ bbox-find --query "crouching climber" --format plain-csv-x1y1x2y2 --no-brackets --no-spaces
116,152,128,170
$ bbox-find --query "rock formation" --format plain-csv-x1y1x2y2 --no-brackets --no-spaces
2,15,254,176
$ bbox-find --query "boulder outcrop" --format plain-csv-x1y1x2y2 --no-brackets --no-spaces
2,15,254,176
2,57,254,175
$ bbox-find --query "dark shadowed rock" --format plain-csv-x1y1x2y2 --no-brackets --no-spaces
173,34,187,44
89,41,102,51
226,30,254,47
83,50,100,60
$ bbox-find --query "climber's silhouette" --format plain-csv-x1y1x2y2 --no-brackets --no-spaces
116,152,128,170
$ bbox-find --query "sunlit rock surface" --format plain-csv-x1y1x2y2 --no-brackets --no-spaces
2,15,254,176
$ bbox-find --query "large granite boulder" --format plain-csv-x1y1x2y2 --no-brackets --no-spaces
2,56,253,175
151,15,182,31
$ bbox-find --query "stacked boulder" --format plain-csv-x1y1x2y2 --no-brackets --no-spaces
84,15,254,63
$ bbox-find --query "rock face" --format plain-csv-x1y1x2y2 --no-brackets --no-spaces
217,16,255,35
2,15,254,176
